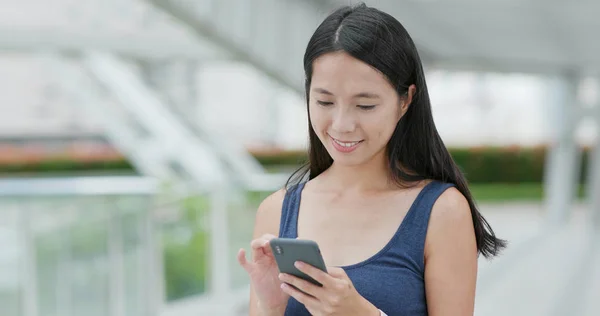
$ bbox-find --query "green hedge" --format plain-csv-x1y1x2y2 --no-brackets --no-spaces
450,147,548,183
253,146,592,184
0,146,594,184
0,158,135,174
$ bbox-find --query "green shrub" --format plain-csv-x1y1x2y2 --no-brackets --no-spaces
0,158,135,174
1,146,593,184
252,149,308,166
251,146,592,184
162,196,210,301
163,230,209,301
449,146,548,183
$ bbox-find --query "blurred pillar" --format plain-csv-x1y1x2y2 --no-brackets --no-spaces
588,78,600,231
134,204,149,316
143,205,163,316
209,187,233,313
589,138,600,230
108,205,125,316
56,224,72,316
20,208,39,316
544,74,582,226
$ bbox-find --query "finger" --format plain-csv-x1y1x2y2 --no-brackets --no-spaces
325,267,353,292
250,237,268,250
250,235,275,258
326,266,348,278
250,234,277,251
294,261,332,287
280,282,318,308
262,240,274,256
279,273,324,298
237,248,251,272
260,234,278,255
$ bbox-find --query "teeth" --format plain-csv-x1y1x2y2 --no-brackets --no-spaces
333,139,360,147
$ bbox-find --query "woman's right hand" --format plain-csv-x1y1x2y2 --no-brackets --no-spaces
237,234,289,312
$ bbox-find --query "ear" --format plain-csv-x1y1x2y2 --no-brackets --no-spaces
400,84,417,115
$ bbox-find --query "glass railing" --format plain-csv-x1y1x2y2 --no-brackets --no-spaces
0,177,159,316
0,176,275,316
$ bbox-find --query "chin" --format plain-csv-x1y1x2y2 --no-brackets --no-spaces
326,146,386,169
326,149,368,166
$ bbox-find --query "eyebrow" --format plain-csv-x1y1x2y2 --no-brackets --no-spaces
312,88,380,99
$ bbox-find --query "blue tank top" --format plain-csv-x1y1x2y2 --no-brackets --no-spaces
279,180,455,316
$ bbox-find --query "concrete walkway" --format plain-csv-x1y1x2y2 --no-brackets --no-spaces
474,203,600,316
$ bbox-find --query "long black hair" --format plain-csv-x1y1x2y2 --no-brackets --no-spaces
286,3,506,258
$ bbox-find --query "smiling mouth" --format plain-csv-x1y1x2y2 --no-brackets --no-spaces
329,135,364,148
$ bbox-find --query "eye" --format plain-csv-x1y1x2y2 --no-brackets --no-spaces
317,100,334,106
357,105,376,110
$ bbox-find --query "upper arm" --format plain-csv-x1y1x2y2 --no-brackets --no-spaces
248,188,286,316
251,188,286,238
424,187,478,316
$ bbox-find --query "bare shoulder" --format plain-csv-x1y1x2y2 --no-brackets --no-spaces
424,186,476,258
431,186,471,222
252,188,287,238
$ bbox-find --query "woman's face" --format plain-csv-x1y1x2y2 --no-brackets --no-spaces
309,51,411,167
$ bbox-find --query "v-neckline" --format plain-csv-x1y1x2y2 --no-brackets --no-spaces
291,180,437,269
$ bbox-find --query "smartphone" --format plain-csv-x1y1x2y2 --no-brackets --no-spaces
269,238,328,286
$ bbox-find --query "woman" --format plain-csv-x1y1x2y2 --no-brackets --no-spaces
237,3,506,316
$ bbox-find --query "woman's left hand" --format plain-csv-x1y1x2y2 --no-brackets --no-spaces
278,261,380,316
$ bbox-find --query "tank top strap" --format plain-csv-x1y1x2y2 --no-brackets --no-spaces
278,182,305,238
402,180,457,234
394,180,457,272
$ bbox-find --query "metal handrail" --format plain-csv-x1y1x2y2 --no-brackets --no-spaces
0,176,158,196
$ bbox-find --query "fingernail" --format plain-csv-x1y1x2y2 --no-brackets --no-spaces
294,261,302,268
278,273,284,280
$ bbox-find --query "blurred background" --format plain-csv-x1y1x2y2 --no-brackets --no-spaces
0,0,599,315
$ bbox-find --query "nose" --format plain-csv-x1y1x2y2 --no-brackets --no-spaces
331,107,357,133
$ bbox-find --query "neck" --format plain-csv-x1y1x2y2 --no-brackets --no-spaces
321,153,395,193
